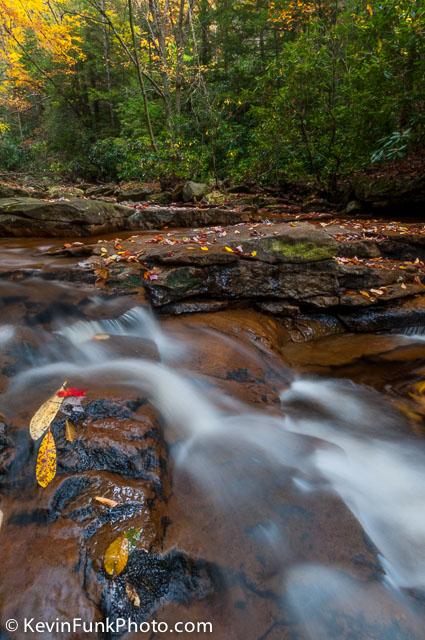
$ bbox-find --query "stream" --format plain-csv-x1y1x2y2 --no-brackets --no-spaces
0,239,425,639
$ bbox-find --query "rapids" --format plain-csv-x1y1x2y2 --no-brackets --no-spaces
0,241,425,639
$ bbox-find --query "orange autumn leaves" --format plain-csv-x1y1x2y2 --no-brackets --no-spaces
31,382,86,488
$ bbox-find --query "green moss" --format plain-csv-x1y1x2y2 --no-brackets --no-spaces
166,268,201,291
269,239,335,261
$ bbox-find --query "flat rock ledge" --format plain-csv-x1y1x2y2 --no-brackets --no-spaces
0,197,264,237
41,219,425,334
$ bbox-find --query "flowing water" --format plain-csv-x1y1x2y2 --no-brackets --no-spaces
0,240,425,639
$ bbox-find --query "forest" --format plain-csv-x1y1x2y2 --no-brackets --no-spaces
0,0,423,191
1,3,425,639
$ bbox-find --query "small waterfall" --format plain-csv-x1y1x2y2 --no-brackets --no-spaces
400,326,425,341
3,301,425,621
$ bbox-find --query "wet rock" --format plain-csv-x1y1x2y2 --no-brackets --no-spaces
0,421,15,477
255,300,300,316
0,197,133,237
127,205,263,230
147,260,339,307
283,313,345,342
100,550,221,639
338,294,425,332
160,300,230,315
182,181,210,202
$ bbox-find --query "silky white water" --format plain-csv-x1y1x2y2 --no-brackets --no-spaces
2,303,425,635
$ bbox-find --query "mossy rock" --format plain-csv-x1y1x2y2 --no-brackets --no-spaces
268,239,335,261
165,267,202,291
238,223,337,263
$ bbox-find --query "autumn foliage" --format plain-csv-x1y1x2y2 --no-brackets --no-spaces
0,0,423,188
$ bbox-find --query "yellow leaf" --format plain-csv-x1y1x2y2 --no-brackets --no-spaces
359,290,371,298
367,4,373,15
224,246,234,253
200,246,209,251
36,431,57,488
413,381,425,395
65,419,76,443
126,583,141,607
251,250,257,257
30,382,66,440
95,267,109,285
104,535,129,577
95,496,118,508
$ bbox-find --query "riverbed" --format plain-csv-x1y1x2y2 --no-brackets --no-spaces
0,238,425,640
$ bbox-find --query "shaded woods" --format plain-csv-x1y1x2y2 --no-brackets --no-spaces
0,0,423,191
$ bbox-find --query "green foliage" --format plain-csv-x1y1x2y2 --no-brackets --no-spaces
0,135,27,171
371,129,412,163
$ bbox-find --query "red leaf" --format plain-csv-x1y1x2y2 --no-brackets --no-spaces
57,388,87,398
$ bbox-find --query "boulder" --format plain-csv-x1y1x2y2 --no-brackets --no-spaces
182,181,210,202
0,197,133,237
48,185,85,199
352,171,425,215
204,190,226,205
116,182,156,202
85,183,116,198
148,191,173,205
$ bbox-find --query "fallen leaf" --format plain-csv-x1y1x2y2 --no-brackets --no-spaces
30,382,67,440
200,246,209,251
401,282,407,290
95,496,118,508
370,288,384,296
92,333,110,341
126,583,141,607
104,535,129,577
251,251,257,257
413,381,425,395
94,267,109,285
57,388,87,398
65,419,77,443
0,509,3,531
36,430,57,488
224,246,234,253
